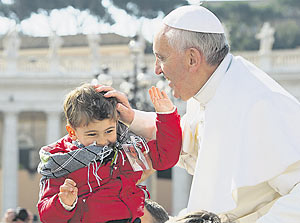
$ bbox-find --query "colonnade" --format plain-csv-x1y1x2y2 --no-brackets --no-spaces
1,110,62,215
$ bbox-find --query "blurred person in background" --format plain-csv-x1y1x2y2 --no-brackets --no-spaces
141,199,169,223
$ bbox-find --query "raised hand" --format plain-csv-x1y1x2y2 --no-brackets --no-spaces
149,86,174,113
58,178,78,206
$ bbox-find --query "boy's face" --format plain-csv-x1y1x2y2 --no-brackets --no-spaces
68,118,117,147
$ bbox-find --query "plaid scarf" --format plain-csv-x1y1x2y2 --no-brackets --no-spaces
37,121,148,184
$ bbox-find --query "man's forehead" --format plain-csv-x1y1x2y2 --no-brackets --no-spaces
153,32,170,54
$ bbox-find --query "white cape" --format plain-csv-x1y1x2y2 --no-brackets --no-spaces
186,55,300,213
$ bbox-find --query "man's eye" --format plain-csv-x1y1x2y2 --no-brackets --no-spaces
158,56,164,61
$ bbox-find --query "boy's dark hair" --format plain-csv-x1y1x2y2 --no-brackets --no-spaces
64,83,118,128
145,199,169,223
169,211,222,223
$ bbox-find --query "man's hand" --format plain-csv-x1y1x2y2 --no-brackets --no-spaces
149,86,174,113
58,179,78,206
94,85,135,125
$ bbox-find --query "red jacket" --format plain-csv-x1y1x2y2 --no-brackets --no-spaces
38,110,182,223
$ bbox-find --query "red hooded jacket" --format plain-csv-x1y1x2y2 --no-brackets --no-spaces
38,110,182,223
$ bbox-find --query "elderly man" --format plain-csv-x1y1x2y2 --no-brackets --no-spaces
97,5,300,223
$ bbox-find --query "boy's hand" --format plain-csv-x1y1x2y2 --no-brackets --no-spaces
58,179,78,206
149,86,174,113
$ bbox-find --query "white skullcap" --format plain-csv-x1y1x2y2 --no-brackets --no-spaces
163,5,224,34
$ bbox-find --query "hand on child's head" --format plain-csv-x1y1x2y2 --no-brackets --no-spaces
148,86,174,113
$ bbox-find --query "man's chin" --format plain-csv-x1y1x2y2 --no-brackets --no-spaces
173,92,191,102
173,91,185,101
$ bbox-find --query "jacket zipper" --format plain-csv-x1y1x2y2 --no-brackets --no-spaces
117,176,133,222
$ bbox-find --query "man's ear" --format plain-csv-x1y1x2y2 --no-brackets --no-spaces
66,125,77,140
186,48,202,72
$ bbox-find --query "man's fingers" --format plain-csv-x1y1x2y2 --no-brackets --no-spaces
106,91,131,106
94,85,114,93
117,103,129,113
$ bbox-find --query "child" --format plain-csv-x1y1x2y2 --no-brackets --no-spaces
37,83,182,223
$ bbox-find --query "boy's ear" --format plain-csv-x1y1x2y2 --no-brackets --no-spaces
66,125,77,140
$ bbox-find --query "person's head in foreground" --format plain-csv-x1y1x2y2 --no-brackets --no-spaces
141,199,169,223
167,211,224,223
2,207,34,223
64,83,118,147
153,5,229,101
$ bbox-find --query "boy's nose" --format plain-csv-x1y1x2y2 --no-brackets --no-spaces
96,138,109,147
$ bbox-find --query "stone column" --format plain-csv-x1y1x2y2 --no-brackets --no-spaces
46,111,61,144
1,111,19,215
172,166,192,216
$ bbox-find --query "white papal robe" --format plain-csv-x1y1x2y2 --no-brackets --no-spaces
130,54,300,223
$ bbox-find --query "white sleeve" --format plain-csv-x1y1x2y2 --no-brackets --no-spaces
129,109,157,140
256,183,300,223
257,161,300,223
59,196,78,211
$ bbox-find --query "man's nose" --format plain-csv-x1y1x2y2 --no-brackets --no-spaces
154,60,162,75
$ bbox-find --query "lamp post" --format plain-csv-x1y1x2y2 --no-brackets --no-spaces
91,35,157,112
91,66,113,86
124,35,154,111
128,35,143,109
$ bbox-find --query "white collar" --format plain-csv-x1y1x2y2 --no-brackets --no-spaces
193,54,232,105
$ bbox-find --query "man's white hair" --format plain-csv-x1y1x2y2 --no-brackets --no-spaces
163,25,230,66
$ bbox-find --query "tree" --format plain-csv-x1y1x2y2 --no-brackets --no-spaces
0,0,187,24
0,0,300,50
0,0,113,23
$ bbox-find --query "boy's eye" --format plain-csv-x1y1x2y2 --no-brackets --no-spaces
87,133,97,137
106,130,114,134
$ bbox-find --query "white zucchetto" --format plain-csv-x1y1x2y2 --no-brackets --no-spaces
163,5,224,34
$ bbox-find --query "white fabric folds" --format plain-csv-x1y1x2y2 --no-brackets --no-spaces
186,54,300,213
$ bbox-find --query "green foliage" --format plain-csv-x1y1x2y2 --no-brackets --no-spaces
111,0,188,18
205,0,300,50
274,20,300,49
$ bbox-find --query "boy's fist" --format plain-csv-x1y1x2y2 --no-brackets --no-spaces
58,178,78,206
149,86,174,113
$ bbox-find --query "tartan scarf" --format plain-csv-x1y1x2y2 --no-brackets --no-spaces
37,121,147,183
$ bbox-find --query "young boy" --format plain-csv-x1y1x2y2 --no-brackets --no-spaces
37,84,182,223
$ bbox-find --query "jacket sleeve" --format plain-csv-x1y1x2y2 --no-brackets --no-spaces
130,110,157,140
147,109,182,170
38,178,77,222
256,161,300,223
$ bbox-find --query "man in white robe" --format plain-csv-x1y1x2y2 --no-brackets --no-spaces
97,5,300,223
